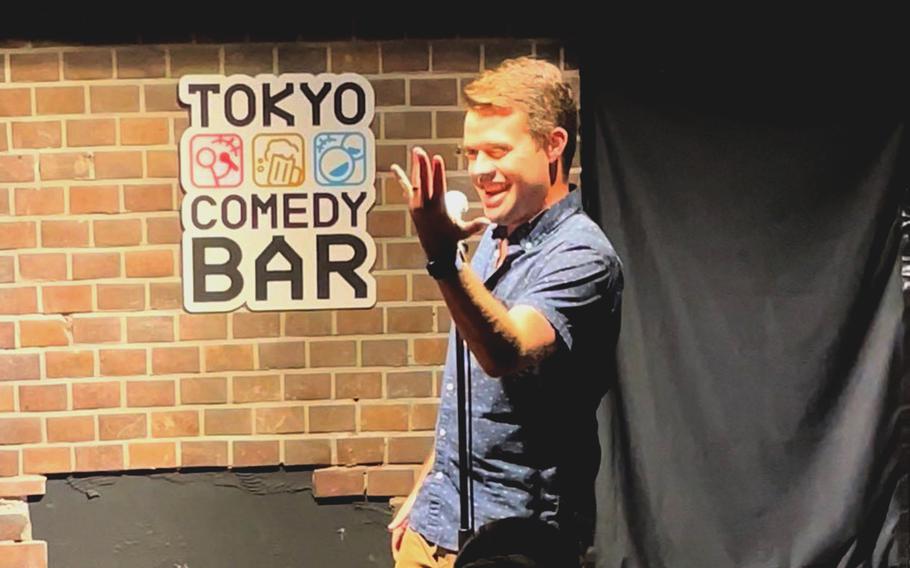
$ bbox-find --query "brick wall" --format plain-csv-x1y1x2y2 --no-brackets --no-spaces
0,37,579,502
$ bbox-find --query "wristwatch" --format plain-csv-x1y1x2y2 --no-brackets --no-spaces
426,247,464,280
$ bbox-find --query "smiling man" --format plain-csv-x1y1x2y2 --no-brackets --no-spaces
388,57,624,568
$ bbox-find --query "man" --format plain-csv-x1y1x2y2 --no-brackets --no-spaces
388,57,623,568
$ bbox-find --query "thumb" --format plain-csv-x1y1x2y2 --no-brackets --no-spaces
460,217,491,237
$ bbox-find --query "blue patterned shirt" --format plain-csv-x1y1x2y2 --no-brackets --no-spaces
408,186,623,552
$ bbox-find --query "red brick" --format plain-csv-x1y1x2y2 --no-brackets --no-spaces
309,340,356,368
36,86,85,115
147,150,178,178
69,184,119,214
362,339,408,367
309,404,355,433
255,407,306,434
180,377,227,405
0,287,37,315
19,384,67,412
410,403,438,430
39,152,91,181
47,415,95,442
19,319,69,347
224,45,274,75
332,43,379,73
181,441,228,468
0,474,45,496
128,442,176,469
66,119,116,147
233,375,280,403
366,467,416,497
387,371,434,399
178,314,226,340
11,121,61,149
121,118,169,145
0,89,31,116
63,50,113,80
149,282,182,309
336,372,382,400
147,216,181,244
10,52,59,82
151,346,200,375
337,437,384,465
93,151,142,179
72,381,120,409
233,440,279,467
277,45,327,74
169,46,220,76
0,354,39,381
100,348,146,376
19,252,66,281
0,221,36,249
285,373,331,401
126,380,175,407
14,187,64,215
376,274,407,301
117,47,166,79
284,439,332,466
205,344,254,372
0,541,47,567
410,79,458,106
204,408,251,435
382,41,429,72
41,219,90,247
126,315,173,343
232,312,280,338
367,210,407,237
0,418,42,444
125,250,174,277
0,257,12,284
96,284,145,311
99,413,146,440
90,86,139,113
388,436,434,464
0,386,13,412
0,450,18,476
387,306,434,333
413,337,447,365
284,312,333,336
93,219,142,246
151,410,199,438
0,155,34,183
337,308,383,335
45,350,94,378
432,40,481,72
361,404,409,432
72,252,120,280
258,341,306,370
313,466,364,497
386,242,426,269
23,447,71,474
144,84,180,111
124,183,173,212
75,444,124,471
42,284,92,313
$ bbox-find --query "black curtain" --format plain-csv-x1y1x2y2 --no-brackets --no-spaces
579,30,909,567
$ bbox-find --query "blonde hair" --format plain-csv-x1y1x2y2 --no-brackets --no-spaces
463,56,577,177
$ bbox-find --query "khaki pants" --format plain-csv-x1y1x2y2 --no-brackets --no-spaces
394,527,458,568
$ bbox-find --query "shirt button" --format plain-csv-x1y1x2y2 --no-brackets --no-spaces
446,383,454,392
435,471,444,480
439,428,446,438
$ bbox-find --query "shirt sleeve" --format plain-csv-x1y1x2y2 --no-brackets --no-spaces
510,241,623,352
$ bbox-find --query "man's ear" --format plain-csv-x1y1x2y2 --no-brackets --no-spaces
547,127,569,165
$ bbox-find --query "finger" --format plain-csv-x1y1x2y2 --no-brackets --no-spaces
460,217,492,238
410,147,424,209
431,154,447,208
390,164,413,200
416,147,432,205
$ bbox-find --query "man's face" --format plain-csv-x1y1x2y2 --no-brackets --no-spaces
463,108,552,231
